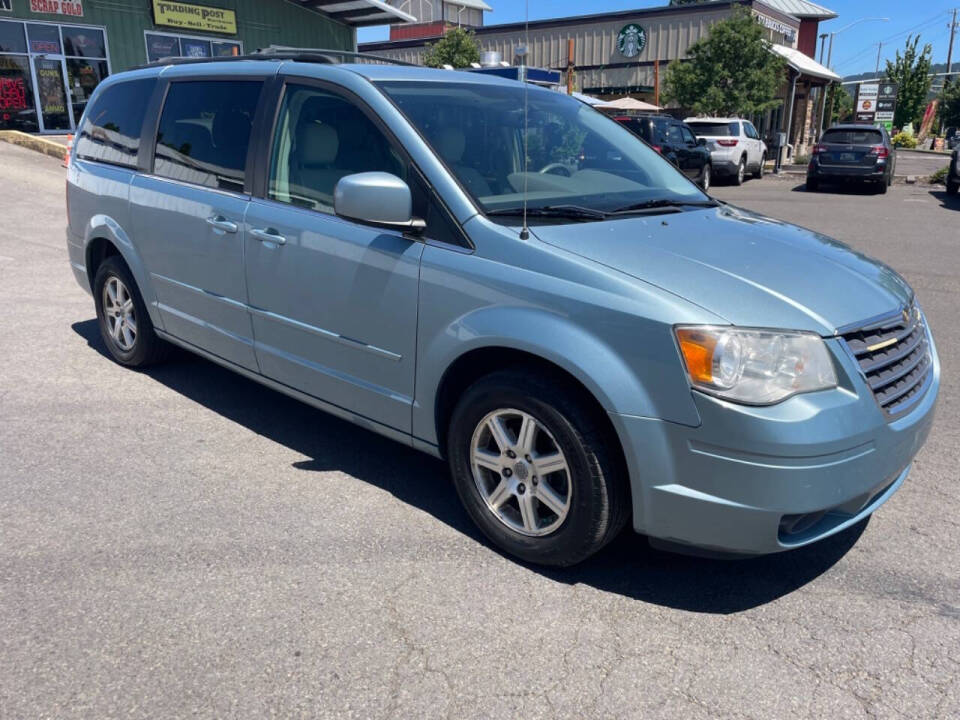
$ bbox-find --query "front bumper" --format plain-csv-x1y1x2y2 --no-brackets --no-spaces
611,336,939,555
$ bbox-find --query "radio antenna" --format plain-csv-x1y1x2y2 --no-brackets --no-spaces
519,0,530,240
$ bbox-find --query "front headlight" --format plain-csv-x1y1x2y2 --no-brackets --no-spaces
674,326,838,404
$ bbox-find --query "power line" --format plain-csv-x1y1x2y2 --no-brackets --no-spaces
832,11,949,71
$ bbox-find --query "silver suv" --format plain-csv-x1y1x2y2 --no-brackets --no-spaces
685,117,767,185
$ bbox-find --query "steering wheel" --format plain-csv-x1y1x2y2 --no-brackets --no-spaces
538,163,572,177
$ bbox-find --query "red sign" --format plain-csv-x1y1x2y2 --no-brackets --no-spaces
29,0,84,17
0,77,28,111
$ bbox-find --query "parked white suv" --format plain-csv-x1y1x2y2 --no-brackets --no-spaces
685,117,767,185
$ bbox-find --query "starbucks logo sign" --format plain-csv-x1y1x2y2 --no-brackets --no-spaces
617,24,646,58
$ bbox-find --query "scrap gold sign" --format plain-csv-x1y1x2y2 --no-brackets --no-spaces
152,1,237,35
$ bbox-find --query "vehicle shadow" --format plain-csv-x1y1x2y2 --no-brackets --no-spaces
72,318,864,614
791,182,885,195
928,188,960,210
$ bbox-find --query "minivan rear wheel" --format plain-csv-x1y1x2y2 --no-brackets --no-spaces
94,256,171,367
447,369,629,566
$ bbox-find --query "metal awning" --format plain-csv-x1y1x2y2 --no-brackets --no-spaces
771,44,840,82
297,1,417,28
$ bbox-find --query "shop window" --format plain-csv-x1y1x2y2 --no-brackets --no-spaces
145,33,179,63
154,81,262,192
35,56,70,131
66,58,109,121
146,32,241,64
26,23,61,54
0,54,37,132
62,26,106,59
75,78,155,167
0,20,27,54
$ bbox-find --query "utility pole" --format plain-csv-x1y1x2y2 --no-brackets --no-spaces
875,42,883,75
947,8,958,86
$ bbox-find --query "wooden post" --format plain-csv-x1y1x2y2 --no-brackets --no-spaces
567,37,575,94
654,59,660,107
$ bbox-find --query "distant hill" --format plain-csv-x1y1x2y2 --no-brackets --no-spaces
843,63,954,94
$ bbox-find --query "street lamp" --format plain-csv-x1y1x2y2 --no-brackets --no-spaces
817,17,890,139
825,17,890,70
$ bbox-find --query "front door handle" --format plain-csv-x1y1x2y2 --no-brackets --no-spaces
250,227,287,246
206,215,238,233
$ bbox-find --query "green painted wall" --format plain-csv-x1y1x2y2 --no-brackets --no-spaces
4,0,354,72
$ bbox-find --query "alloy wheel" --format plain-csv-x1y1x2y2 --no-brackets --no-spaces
102,276,137,351
469,408,572,536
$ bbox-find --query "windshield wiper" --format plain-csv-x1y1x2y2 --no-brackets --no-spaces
486,204,609,221
611,198,719,215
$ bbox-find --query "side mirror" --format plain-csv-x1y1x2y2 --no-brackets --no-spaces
697,137,707,147
334,172,425,233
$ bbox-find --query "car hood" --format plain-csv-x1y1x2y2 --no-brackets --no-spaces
530,204,912,334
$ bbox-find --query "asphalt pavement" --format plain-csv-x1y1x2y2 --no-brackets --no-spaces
1,141,958,719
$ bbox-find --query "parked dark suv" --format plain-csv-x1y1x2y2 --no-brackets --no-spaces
807,124,896,193
614,114,713,190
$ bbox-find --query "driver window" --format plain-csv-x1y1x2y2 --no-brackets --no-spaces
681,127,696,145
269,84,406,212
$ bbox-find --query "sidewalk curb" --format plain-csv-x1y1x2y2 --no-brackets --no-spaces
0,130,66,161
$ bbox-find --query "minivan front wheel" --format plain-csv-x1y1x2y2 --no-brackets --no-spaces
447,369,629,566
94,256,170,367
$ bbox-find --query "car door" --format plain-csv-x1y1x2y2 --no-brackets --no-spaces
242,81,427,433
129,77,264,371
679,125,704,179
744,121,762,166
661,122,685,172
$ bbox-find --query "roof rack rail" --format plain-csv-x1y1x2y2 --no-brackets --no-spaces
136,47,414,70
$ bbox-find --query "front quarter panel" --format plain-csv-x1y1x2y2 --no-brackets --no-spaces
412,216,727,448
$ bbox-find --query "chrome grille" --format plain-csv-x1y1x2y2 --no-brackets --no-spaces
840,305,933,418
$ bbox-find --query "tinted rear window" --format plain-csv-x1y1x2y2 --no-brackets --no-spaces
822,129,884,145
153,80,262,192
74,79,155,168
687,121,739,137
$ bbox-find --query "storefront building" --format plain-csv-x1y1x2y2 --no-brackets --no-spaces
1,0,414,133
364,0,839,154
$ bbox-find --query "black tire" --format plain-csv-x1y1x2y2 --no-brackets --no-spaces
877,180,888,195
752,154,766,179
700,163,712,192
93,255,171,367
806,178,819,192
948,179,960,196
733,156,746,186
447,368,630,567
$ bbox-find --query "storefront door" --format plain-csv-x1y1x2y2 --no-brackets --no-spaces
32,54,73,132
1,19,109,134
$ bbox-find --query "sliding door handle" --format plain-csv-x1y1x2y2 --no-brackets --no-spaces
250,227,287,246
206,215,238,233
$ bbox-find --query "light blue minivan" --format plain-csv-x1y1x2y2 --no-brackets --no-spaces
66,52,939,566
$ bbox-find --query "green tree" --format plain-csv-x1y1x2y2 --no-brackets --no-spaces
939,79,960,128
422,27,481,69
826,82,853,124
662,8,786,115
885,35,933,128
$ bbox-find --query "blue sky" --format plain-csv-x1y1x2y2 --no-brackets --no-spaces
358,1,959,76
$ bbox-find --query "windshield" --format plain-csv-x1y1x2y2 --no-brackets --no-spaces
687,121,739,136
376,80,706,217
